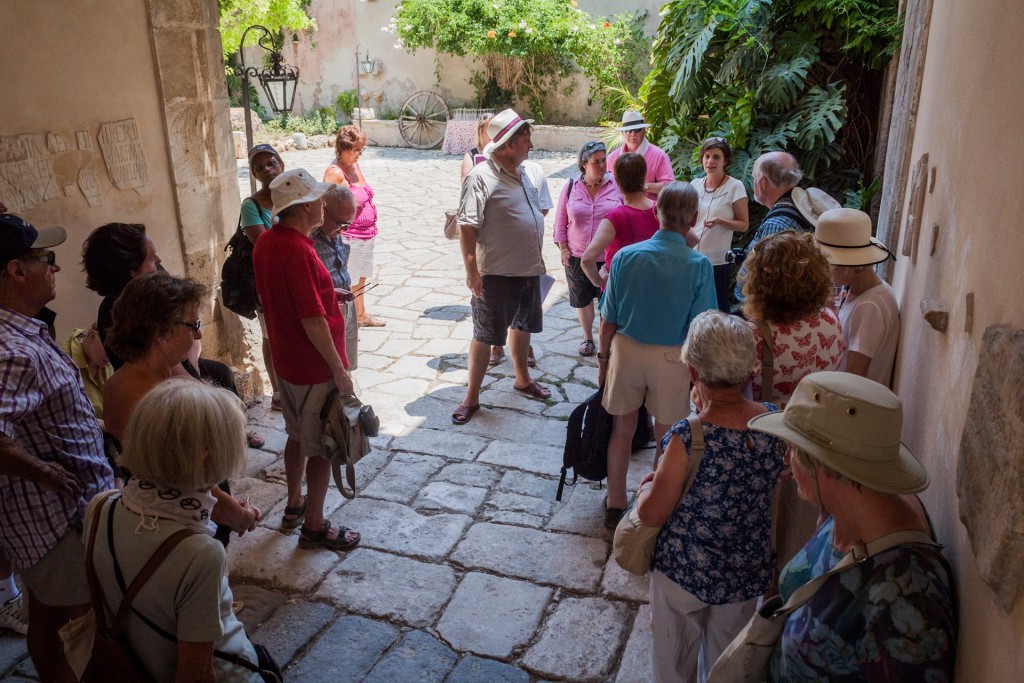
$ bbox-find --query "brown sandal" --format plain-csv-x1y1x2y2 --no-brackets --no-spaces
451,403,480,425
514,380,551,400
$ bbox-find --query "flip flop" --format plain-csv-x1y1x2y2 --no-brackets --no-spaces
281,495,307,529
579,339,596,357
488,346,504,367
358,316,386,328
451,403,480,425
514,380,551,400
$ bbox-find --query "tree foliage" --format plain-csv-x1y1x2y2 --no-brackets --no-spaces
636,0,903,199
218,0,314,58
388,0,649,122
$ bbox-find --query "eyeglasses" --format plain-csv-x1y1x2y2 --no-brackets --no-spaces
31,251,57,266
335,220,352,228
176,320,201,333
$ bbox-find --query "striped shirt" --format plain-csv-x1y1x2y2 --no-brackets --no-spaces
0,307,114,569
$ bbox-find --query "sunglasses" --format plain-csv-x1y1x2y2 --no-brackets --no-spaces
31,251,57,266
176,320,201,333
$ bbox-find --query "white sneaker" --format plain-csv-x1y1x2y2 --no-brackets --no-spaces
0,594,28,635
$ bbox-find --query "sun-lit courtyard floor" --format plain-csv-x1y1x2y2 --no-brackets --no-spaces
0,146,658,682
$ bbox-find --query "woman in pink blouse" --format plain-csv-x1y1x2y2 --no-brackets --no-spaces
553,141,622,356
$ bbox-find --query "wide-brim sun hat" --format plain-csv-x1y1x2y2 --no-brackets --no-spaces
616,110,652,132
748,371,928,494
0,213,67,266
792,187,841,227
815,207,893,266
482,108,534,156
270,169,334,219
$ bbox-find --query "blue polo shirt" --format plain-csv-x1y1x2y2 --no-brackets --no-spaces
600,230,716,346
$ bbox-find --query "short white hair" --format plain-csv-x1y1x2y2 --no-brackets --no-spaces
121,378,247,490
682,310,758,388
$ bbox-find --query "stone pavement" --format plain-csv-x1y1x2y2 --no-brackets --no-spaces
0,147,659,682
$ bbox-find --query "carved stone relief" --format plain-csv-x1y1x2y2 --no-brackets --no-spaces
0,134,61,212
957,325,1024,612
78,169,105,207
904,153,929,262
98,119,150,196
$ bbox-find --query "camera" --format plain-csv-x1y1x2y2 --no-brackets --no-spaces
725,248,747,266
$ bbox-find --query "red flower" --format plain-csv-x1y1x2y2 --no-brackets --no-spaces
603,22,611,28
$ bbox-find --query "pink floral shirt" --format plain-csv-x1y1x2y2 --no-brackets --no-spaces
750,308,845,406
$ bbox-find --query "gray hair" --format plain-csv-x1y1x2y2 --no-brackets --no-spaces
121,378,247,490
656,181,699,230
758,152,803,189
682,310,758,388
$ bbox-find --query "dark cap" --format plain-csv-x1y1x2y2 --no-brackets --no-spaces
248,143,283,166
0,214,67,267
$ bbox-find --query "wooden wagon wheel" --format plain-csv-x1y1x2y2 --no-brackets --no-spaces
398,90,450,149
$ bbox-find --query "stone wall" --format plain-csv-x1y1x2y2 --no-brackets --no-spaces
265,0,663,125
887,0,1024,678
0,0,251,387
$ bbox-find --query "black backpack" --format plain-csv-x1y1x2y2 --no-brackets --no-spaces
220,220,258,320
557,386,653,500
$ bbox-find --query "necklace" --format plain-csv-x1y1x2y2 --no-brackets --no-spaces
703,174,728,194
582,176,603,188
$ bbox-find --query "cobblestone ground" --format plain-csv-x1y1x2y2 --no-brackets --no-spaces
0,147,658,682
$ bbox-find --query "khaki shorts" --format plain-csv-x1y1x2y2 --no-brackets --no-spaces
20,524,90,606
602,334,690,425
277,377,335,458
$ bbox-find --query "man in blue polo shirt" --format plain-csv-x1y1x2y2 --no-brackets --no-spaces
596,182,716,527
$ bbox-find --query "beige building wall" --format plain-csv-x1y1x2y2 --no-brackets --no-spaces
889,0,1024,678
280,0,662,124
0,0,244,373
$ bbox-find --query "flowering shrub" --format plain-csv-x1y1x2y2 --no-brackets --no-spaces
385,0,649,121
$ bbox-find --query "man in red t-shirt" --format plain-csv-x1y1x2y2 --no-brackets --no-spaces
253,168,360,551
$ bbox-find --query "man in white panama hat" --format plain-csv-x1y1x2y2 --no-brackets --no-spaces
605,110,675,198
815,207,899,385
252,168,361,552
452,108,550,425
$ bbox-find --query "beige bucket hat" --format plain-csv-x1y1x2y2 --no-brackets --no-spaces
270,169,334,219
792,187,841,227
814,207,893,266
748,371,928,494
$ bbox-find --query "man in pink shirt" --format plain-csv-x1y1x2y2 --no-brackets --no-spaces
605,110,675,199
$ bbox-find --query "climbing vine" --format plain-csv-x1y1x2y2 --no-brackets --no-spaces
387,0,649,122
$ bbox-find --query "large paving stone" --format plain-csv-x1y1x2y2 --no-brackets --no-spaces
287,615,398,681
479,385,556,413
496,471,559,500
387,355,443,380
416,482,489,514
434,463,500,488
483,510,546,529
230,476,286,519
374,377,434,397
476,440,564,477
250,601,337,666
601,558,650,603
362,452,445,504
228,527,342,592
451,523,607,591
445,655,530,683
408,397,566,447
331,498,472,560
614,605,653,683
390,428,490,461
546,478,608,538
363,630,458,683
485,491,552,518
315,548,456,627
231,583,290,633
522,597,631,680
436,573,552,659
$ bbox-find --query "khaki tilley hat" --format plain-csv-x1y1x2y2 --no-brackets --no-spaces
748,371,928,494
269,169,335,219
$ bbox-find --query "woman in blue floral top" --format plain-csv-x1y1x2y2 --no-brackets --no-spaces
748,372,956,681
638,311,785,683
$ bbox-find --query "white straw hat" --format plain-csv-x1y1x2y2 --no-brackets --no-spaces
792,187,841,227
814,208,893,266
482,108,534,156
616,110,652,132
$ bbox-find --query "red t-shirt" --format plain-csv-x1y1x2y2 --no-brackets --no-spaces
604,205,660,268
252,224,348,384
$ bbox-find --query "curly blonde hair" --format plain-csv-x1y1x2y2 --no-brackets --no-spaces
741,231,832,324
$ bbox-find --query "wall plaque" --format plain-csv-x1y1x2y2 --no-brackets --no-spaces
98,119,150,196
0,134,60,212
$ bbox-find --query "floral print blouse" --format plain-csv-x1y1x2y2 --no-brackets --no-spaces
771,517,957,681
651,411,785,604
